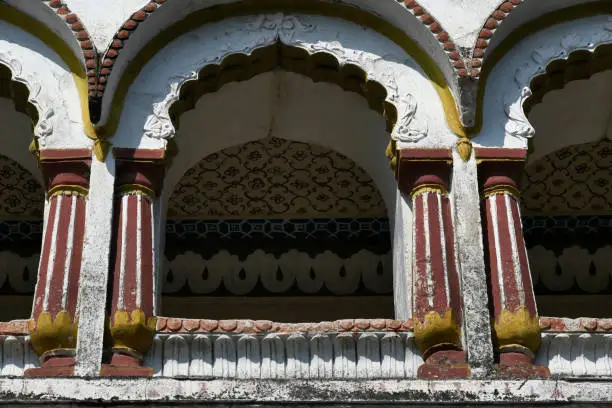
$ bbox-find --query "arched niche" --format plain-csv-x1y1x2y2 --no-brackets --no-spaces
162,136,393,321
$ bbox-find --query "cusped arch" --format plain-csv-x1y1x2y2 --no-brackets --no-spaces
114,12,452,152
99,2,462,137
477,15,612,149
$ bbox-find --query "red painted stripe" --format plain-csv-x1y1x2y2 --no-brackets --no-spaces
427,193,448,312
110,198,124,318
485,196,502,316
47,196,72,316
442,197,462,323
413,194,429,321
32,197,58,318
509,197,538,317
140,198,154,317
65,197,86,317
495,195,520,312
123,195,138,311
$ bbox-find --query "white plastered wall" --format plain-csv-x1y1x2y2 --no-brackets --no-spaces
113,13,456,320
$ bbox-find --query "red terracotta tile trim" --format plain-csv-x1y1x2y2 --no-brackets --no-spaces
540,317,612,333
470,0,523,79
42,1,97,96
156,318,414,334
0,320,29,335
400,1,467,77
96,1,164,99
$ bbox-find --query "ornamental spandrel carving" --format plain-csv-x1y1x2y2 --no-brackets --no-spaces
168,137,386,219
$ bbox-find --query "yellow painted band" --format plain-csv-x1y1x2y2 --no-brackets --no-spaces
118,184,156,199
410,183,447,201
482,184,521,199
97,0,465,139
0,4,97,140
48,184,89,198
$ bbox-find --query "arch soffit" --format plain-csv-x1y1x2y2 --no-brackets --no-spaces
111,13,453,153
96,0,464,137
476,14,612,149
0,3,96,150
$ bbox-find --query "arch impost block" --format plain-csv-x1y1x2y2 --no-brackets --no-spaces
397,148,453,196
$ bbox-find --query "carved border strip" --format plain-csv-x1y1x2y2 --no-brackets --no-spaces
540,317,612,333
399,0,465,76
470,0,523,79
156,318,414,333
41,1,97,96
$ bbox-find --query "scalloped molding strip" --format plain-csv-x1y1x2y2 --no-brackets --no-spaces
41,0,97,95
399,0,465,76
157,318,413,334
146,331,422,378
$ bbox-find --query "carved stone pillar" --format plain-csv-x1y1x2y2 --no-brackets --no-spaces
27,150,91,377
398,149,469,379
101,150,164,376
477,148,548,378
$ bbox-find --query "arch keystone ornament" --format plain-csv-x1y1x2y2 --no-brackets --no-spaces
26,150,91,377
101,149,165,377
476,148,548,378
398,149,469,379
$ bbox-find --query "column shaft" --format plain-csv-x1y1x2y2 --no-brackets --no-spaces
27,152,91,376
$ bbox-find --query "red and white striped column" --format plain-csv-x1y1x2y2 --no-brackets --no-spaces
477,149,548,377
102,150,164,376
398,149,469,379
27,150,91,376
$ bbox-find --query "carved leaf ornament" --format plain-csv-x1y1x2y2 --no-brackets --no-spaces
0,52,54,143
143,13,428,143
504,18,612,141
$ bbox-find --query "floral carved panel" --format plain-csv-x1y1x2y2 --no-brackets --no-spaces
168,137,387,219
522,140,612,215
0,154,43,219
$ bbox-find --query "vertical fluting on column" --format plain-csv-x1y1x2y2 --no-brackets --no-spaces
27,152,91,377
102,151,164,376
398,149,469,379
477,148,548,378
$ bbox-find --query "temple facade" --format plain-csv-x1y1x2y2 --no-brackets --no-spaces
0,0,610,405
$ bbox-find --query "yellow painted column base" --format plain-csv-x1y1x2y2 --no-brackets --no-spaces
29,311,78,357
109,309,157,355
413,309,462,358
493,307,541,354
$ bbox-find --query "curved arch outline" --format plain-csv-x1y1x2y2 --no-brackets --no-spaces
470,4,612,138
0,3,99,150
95,2,465,138
477,14,612,147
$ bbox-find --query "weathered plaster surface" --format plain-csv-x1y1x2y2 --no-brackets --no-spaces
417,0,502,50
0,378,608,404
65,0,148,52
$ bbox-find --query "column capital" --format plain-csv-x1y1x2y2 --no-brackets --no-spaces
397,148,453,196
38,149,92,194
113,148,165,198
476,148,527,198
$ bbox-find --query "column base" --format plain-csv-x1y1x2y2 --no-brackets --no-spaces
496,351,550,379
25,350,75,377
417,350,471,379
100,349,153,377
